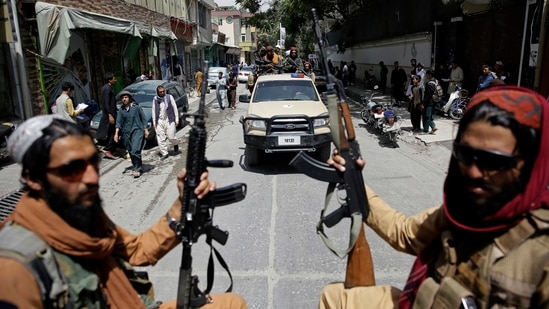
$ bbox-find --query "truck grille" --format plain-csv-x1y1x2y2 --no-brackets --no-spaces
270,118,311,133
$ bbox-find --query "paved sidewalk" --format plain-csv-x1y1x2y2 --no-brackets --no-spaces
344,85,459,146
0,92,216,200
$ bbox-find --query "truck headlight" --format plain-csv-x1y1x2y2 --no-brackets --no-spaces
313,117,329,127
245,119,266,132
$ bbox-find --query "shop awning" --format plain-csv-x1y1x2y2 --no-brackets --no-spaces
35,1,176,64
209,42,241,55
225,45,241,55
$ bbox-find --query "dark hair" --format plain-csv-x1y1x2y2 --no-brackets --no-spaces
425,70,434,76
104,72,115,84
61,82,74,91
456,101,539,182
22,119,94,195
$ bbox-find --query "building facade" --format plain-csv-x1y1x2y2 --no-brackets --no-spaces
0,0,214,122
325,0,548,97
212,8,254,67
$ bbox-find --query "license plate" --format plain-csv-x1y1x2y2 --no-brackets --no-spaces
278,136,300,146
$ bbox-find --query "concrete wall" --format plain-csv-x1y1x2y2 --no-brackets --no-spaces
328,32,432,88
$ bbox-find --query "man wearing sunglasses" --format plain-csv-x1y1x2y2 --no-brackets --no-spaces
320,86,549,308
0,115,247,308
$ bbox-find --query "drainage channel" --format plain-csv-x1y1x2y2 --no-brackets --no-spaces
0,189,23,222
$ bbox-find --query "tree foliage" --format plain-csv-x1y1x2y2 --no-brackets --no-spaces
237,0,379,53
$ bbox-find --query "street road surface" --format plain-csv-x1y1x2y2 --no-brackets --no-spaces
99,83,452,309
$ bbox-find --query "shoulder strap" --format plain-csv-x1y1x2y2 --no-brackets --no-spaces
495,209,549,254
316,182,363,258
0,222,71,309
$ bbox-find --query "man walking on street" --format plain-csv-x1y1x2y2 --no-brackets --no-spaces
0,114,248,308
173,60,184,87
195,68,204,97
379,61,388,94
422,70,438,134
96,72,119,159
152,85,180,161
391,61,407,104
114,91,149,178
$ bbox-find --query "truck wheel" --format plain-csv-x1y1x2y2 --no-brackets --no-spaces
245,145,260,166
316,145,331,163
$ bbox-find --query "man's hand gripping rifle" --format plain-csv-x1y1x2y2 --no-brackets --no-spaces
289,8,375,288
172,61,247,309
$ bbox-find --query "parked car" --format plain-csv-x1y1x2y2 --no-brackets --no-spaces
237,65,255,83
239,73,332,166
89,80,188,145
207,66,230,88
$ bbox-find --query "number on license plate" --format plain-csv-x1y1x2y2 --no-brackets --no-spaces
278,136,300,146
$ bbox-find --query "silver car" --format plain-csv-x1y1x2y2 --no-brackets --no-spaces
207,67,230,88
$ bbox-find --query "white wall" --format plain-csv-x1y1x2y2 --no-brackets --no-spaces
328,32,433,86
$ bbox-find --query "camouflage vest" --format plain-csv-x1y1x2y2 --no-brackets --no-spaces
0,222,159,309
414,209,549,309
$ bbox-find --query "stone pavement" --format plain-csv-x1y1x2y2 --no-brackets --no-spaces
344,85,459,146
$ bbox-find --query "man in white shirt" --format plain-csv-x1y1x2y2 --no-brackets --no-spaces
215,72,228,110
448,61,464,94
152,85,180,160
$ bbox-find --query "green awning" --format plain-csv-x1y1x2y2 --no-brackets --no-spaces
35,1,175,65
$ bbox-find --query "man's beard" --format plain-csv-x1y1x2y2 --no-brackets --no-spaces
46,188,104,237
445,165,525,226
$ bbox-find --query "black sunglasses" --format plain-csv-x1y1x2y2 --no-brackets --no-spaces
47,153,101,181
452,142,519,171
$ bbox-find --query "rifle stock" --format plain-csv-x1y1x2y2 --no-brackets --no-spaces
345,224,375,288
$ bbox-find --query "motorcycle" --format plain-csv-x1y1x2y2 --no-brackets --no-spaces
381,108,402,148
360,88,402,147
361,90,385,132
435,86,470,120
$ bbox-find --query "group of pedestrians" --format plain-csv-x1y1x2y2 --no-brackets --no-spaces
95,72,180,179
407,69,438,134
215,71,238,110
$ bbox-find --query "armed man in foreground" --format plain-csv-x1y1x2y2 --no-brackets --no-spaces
320,86,549,308
0,114,247,308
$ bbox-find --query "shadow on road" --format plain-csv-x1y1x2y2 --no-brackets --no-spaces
238,150,313,175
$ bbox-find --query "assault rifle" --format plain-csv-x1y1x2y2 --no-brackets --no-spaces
289,9,375,288
172,60,247,309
